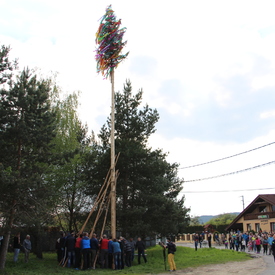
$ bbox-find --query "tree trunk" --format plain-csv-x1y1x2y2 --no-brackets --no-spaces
31,225,43,259
0,198,17,270
0,231,11,270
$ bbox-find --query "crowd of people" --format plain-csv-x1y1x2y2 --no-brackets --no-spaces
55,231,147,270
193,230,275,262
225,231,275,256
11,230,179,271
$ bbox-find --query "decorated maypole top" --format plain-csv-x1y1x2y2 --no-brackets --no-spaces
95,5,129,79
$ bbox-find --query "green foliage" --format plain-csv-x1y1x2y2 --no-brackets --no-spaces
0,44,17,84
189,216,202,226
49,92,94,232
0,65,57,263
206,213,237,226
0,68,57,223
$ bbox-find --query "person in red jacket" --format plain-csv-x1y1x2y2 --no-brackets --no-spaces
255,236,261,254
74,233,82,270
100,234,109,268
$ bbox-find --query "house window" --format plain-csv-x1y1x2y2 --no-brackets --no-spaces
272,205,275,211
247,223,251,231
271,223,275,232
259,206,267,212
255,223,260,232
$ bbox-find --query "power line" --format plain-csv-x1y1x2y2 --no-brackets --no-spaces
180,141,275,169
182,187,275,194
183,160,275,182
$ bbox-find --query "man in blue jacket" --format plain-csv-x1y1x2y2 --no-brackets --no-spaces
268,233,274,255
81,232,91,270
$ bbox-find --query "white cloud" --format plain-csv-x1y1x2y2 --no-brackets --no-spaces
251,74,275,90
260,110,275,119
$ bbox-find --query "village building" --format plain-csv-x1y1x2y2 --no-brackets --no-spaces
226,194,275,233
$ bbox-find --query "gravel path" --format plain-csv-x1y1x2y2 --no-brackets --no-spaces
168,241,275,275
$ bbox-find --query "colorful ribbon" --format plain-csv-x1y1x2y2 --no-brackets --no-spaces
95,5,129,79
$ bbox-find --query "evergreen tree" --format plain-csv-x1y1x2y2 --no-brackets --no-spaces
0,44,17,85
91,80,190,237
0,67,56,267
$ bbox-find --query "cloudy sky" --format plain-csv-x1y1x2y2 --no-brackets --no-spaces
1,0,275,217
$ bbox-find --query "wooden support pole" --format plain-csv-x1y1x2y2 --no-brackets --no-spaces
80,153,120,236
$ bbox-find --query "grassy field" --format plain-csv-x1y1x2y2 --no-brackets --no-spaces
3,245,252,275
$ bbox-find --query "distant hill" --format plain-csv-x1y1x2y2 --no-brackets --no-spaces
198,212,240,224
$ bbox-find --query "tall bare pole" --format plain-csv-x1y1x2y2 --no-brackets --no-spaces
110,69,116,238
95,5,129,240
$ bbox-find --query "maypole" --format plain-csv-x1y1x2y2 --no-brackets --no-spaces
95,5,129,239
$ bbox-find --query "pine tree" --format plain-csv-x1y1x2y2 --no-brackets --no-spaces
0,68,56,267
90,80,190,237
0,44,17,85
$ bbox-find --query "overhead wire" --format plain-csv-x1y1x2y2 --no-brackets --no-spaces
179,141,275,169
182,187,275,194
183,160,275,182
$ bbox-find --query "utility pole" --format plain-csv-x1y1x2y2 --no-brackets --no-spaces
240,195,245,210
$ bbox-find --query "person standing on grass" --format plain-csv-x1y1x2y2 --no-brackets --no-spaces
119,236,125,269
124,238,132,267
194,234,199,251
112,238,121,270
207,233,212,248
65,231,76,268
90,233,98,269
135,237,147,264
100,234,109,269
13,232,21,263
74,233,82,270
23,235,31,263
56,231,65,263
108,236,113,269
165,237,176,272
234,234,240,251
81,232,91,270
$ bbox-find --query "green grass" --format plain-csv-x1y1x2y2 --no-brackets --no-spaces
2,246,252,275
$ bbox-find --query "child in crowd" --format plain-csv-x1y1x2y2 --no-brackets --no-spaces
241,239,246,251
247,240,253,252
224,239,228,249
